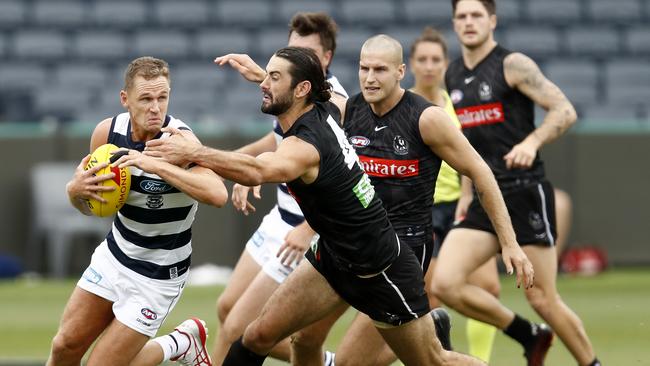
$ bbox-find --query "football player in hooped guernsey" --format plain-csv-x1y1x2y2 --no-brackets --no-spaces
145,46,494,365
433,1,601,366
51,57,227,366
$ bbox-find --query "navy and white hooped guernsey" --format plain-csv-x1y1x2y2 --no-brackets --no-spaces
272,73,348,227
106,113,198,280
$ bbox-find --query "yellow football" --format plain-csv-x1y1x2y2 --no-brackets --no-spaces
84,143,131,217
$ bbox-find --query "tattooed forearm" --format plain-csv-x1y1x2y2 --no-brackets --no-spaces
505,53,578,147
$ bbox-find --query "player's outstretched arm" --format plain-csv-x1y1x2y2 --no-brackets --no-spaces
214,53,266,83
145,127,320,187
503,53,578,170
420,107,534,289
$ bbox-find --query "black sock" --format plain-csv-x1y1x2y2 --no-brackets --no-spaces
504,314,535,347
222,336,267,366
587,358,601,366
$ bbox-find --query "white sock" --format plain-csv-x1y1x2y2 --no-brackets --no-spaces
152,330,191,361
324,350,336,366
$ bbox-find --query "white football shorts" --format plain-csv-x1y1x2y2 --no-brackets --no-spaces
245,206,308,284
77,241,187,337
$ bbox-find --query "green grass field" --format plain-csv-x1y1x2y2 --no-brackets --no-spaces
1,268,649,365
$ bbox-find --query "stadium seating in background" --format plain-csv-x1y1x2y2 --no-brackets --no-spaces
27,162,112,277
1,0,650,126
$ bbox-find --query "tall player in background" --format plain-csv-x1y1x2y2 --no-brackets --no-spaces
408,27,498,363
432,1,601,366
211,12,346,365
48,57,227,366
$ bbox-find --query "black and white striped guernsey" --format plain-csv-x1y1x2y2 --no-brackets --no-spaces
105,113,198,280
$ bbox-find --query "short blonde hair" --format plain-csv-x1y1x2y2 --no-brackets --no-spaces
123,56,170,91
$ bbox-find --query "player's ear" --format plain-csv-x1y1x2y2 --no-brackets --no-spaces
119,90,128,109
397,63,406,81
295,80,312,100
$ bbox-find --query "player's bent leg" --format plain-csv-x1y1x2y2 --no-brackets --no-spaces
424,257,442,309
213,250,262,357
239,260,346,356
432,229,514,328
553,188,573,259
377,316,486,366
465,256,499,362
86,318,150,365
216,251,262,323
213,271,282,365
290,305,348,366
523,245,596,365
47,287,114,366
335,313,391,366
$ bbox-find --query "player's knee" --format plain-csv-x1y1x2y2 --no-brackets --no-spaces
431,276,459,305
49,332,85,362
221,318,247,344
525,286,557,317
290,329,327,354
242,322,278,354
216,295,233,323
483,278,501,298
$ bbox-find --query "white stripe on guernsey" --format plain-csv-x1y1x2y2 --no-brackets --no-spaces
537,184,555,245
276,187,303,215
381,271,418,319
128,191,197,209
114,113,129,134
328,75,348,98
117,204,197,236
111,223,192,265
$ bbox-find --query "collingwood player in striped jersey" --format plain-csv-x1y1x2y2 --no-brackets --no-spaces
210,12,346,365
49,57,226,366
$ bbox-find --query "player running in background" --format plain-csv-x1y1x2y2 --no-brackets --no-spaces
433,1,601,365
48,57,227,366
210,12,346,365
409,26,499,363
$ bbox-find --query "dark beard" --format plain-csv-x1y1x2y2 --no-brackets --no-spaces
261,94,293,116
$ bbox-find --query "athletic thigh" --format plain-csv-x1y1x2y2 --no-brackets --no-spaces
222,270,280,337
53,286,114,354
434,228,499,286
467,256,500,297
522,245,559,299
217,250,262,317
246,260,346,344
336,313,386,366
376,315,444,366
86,318,150,365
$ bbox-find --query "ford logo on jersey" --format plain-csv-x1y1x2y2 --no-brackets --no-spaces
140,180,172,194
141,308,158,320
349,136,370,148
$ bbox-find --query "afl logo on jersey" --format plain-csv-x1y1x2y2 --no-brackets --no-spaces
479,82,492,101
450,89,463,104
349,136,370,148
393,135,409,155
140,180,173,194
